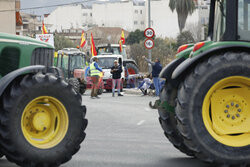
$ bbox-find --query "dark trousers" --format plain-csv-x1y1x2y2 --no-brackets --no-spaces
91,76,100,97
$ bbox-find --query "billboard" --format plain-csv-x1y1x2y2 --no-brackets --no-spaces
36,34,54,47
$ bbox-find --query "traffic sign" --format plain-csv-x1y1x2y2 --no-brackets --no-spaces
144,28,155,38
144,38,155,50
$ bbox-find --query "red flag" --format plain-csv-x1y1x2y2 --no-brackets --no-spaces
90,33,97,57
120,29,125,44
42,21,48,34
80,30,86,48
119,40,123,52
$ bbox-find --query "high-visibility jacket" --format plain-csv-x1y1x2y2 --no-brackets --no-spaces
90,62,100,76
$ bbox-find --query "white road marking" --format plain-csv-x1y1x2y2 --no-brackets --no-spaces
137,120,145,126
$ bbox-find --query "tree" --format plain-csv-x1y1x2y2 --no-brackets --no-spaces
185,22,209,42
177,31,195,47
129,38,177,72
54,34,76,51
126,29,145,45
169,0,195,33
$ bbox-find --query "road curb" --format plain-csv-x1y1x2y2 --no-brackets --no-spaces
124,88,142,95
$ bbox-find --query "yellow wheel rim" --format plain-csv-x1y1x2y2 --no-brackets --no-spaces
21,96,69,149
203,76,250,147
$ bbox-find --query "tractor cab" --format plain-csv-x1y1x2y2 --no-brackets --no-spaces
56,48,86,79
209,0,250,42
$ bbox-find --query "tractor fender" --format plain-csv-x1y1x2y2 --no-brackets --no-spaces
172,45,250,80
159,57,186,80
0,65,45,97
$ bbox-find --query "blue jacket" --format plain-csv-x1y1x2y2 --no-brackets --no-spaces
94,62,103,72
152,62,162,77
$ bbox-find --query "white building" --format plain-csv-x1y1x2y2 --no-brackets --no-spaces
145,0,200,38
81,5,93,28
16,13,43,36
44,4,93,32
44,0,209,38
92,0,146,31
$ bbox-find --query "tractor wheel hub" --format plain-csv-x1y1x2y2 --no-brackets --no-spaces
32,112,51,132
211,86,250,136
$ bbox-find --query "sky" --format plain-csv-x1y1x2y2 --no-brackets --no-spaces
21,0,91,15
21,0,118,15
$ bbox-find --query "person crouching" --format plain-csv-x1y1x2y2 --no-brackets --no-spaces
111,60,123,97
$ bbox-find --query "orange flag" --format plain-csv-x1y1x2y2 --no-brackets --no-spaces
120,29,125,44
80,30,86,48
119,40,123,52
90,33,97,57
42,21,48,34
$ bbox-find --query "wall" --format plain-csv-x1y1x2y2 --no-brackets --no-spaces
92,1,145,31
45,4,86,32
0,0,16,34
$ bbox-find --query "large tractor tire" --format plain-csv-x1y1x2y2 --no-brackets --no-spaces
158,84,194,156
126,63,139,75
0,73,88,167
175,52,250,166
68,78,80,93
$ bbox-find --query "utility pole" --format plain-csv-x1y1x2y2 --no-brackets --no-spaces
148,0,152,73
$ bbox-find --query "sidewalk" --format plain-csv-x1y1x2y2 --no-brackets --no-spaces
123,88,142,95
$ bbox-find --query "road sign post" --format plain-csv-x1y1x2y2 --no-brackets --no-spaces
144,27,155,72
144,28,155,39
144,38,155,50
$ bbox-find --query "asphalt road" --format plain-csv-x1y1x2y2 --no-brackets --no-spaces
0,90,213,167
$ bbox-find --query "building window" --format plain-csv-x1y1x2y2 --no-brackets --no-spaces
135,10,138,14
83,13,88,16
141,21,144,25
134,21,138,25
140,10,142,14
23,24,28,29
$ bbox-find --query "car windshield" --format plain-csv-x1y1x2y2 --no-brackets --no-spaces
97,57,117,69
70,55,85,70
213,0,226,41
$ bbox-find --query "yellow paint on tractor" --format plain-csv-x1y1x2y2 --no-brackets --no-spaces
202,76,250,147
21,96,69,149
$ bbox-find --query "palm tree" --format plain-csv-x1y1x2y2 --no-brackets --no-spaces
169,0,196,32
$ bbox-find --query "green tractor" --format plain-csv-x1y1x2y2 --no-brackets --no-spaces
153,0,250,166
0,33,88,167
55,48,87,94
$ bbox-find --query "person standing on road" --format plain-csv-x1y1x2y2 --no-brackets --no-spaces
90,57,103,99
142,56,162,96
111,60,123,97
